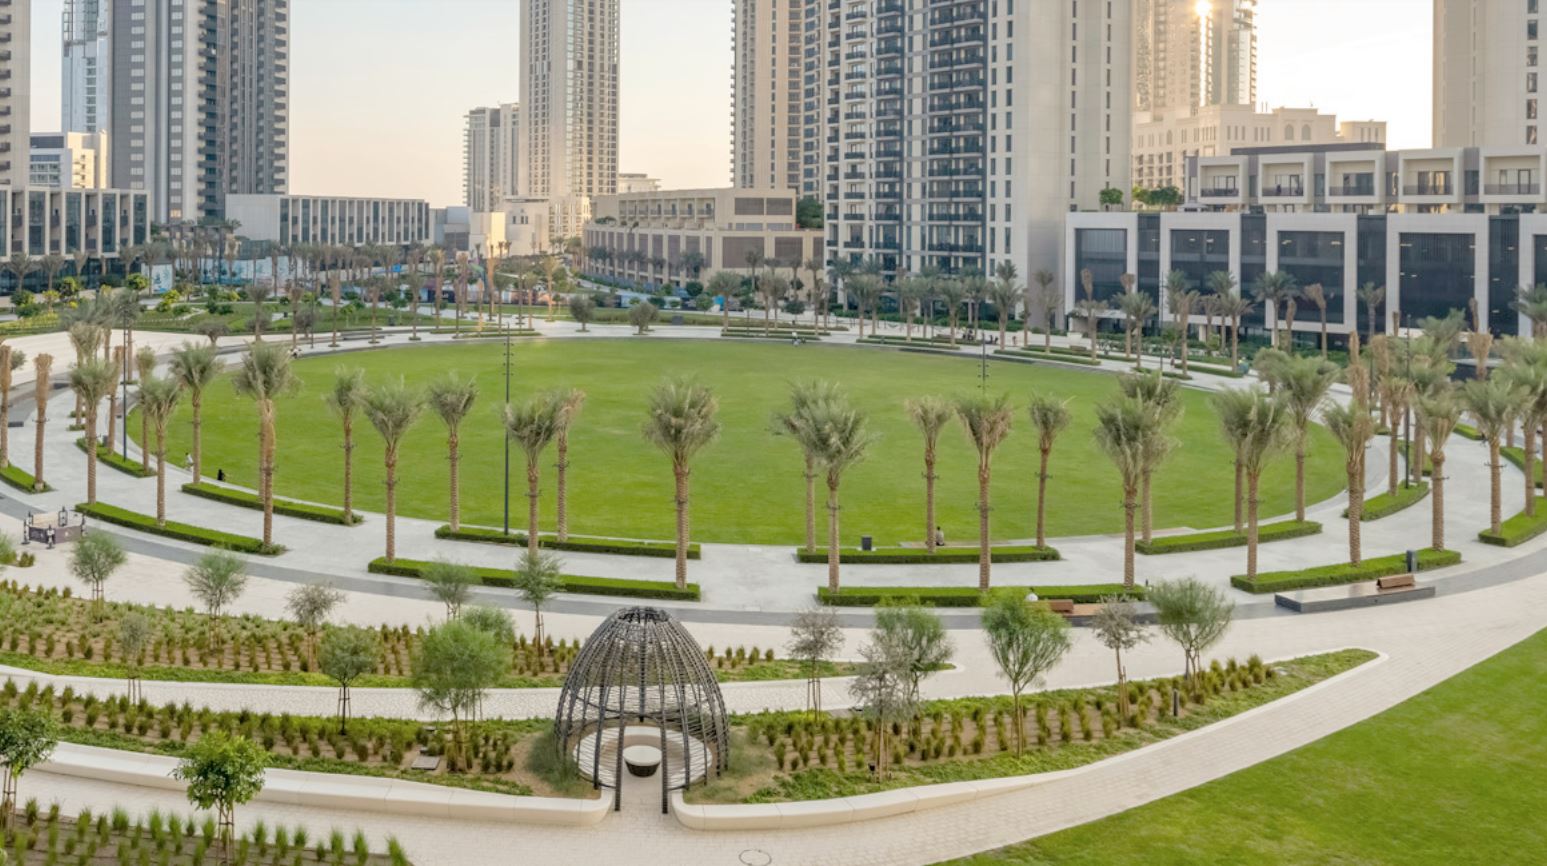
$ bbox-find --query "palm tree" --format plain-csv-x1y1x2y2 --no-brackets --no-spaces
903,395,953,552
4,253,37,295
1119,372,1182,543
1215,293,1252,372
1323,401,1376,565
231,341,301,548
1379,371,1414,497
245,282,274,340
642,379,721,590
935,277,967,345
1359,284,1387,340
1118,289,1156,366
1513,283,1547,339
1253,271,1300,349
138,376,184,526
32,354,52,490
0,346,20,468
1303,283,1330,357
425,373,479,533
1212,389,1292,580
1416,390,1462,551
798,393,877,594
70,358,118,505
847,274,884,339
1279,356,1340,521
1163,274,1198,375
989,270,1021,348
323,367,367,525
1094,397,1155,590
1503,349,1547,516
545,387,586,542
168,343,220,485
505,393,563,555
1462,377,1522,536
1026,394,1072,549
956,395,1014,590
775,382,841,553
1032,269,1058,350
362,379,425,562
134,346,157,472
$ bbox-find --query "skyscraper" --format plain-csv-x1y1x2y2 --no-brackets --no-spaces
0,0,30,188
464,103,521,212
804,0,1131,279
1434,0,1541,147
109,0,288,222
62,0,110,135
1135,0,1256,116
732,0,802,191
519,0,619,241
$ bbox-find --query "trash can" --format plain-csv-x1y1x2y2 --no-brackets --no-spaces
860,535,873,552
1405,549,1418,573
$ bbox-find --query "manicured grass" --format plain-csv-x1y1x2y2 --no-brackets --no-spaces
947,629,1547,866
367,556,700,601
74,438,155,478
183,481,362,526
129,341,1345,546
993,349,1103,368
76,501,283,555
1479,497,1547,547
1348,481,1429,521
816,584,1141,607
1230,548,1461,594
435,524,697,558
795,545,1059,564
1503,446,1545,489
1135,520,1321,555
0,462,49,492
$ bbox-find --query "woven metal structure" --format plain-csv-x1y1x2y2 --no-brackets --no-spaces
554,606,730,812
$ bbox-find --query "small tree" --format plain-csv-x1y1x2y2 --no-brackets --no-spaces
422,559,477,620
980,592,1071,755
182,550,248,644
568,293,596,331
413,621,508,746
786,606,843,717
286,581,344,667
1090,597,1149,719
628,301,658,334
1149,577,1233,687
848,628,915,780
874,602,954,702
172,731,267,862
118,611,152,703
0,707,58,831
320,626,381,734
70,531,126,618
512,550,564,653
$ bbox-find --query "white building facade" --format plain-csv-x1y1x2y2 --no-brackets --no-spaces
733,0,802,192
29,130,109,188
225,194,432,247
0,0,30,188
1434,0,1542,147
463,103,521,212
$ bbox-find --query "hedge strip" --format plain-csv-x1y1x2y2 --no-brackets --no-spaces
1502,447,1545,489
183,482,361,527
994,349,1103,368
794,545,1059,564
0,464,49,493
816,584,1143,607
1455,423,1482,442
368,557,699,601
434,524,698,558
1136,520,1321,555
1230,548,1460,594
1479,497,1547,548
77,502,283,556
74,439,154,478
1348,482,1430,521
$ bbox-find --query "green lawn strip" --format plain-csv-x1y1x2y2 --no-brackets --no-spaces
1230,548,1460,594
1136,520,1321,555
795,545,1059,565
183,481,362,526
74,438,155,478
1347,481,1429,520
368,556,699,601
816,584,1141,607
435,524,698,558
943,630,1547,866
993,349,1103,367
1404,440,1435,476
77,501,283,556
1503,446,1545,489
721,330,824,341
1478,497,1547,547
1455,422,1482,441
692,649,1373,805
0,463,49,492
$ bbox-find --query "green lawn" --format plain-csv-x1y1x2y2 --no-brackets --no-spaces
132,340,1344,546
946,627,1547,865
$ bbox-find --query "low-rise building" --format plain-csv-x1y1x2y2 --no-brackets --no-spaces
225,193,432,247
29,131,110,189
0,186,150,261
1134,105,1386,192
581,187,823,290
616,173,661,195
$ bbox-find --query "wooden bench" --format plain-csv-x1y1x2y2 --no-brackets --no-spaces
1045,599,1076,615
1376,574,1416,591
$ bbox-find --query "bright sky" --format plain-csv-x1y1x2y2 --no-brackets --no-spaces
27,0,1430,206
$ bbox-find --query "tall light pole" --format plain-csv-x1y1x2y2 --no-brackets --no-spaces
502,325,513,535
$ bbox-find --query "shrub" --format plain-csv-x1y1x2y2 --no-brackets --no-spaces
0,464,49,493
76,502,283,556
815,584,1143,607
1135,520,1321,555
794,545,1059,565
1348,482,1429,521
1230,548,1461,594
74,440,155,478
1478,498,1547,548
433,525,697,559
182,482,361,526
367,557,700,601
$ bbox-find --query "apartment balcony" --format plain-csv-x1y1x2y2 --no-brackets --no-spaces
1485,183,1542,196
1327,184,1377,197
1402,184,1452,196
1260,184,1305,198
1198,187,1240,199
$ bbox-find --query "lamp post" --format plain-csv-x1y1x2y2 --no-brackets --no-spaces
502,324,513,536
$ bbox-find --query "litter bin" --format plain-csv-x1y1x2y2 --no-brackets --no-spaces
1405,549,1418,573
860,535,873,552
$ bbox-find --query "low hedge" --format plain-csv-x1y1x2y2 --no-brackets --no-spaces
434,524,698,558
367,557,700,601
994,349,1103,367
1230,548,1461,594
1502,447,1545,489
816,584,1144,607
1455,423,1482,442
76,502,283,556
1479,498,1547,547
183,482,361,526
74,439,154,478
0,464,48,493
794,545,1059,564
1136,520,1321,555
1348,482,1429,521
721,330,824,341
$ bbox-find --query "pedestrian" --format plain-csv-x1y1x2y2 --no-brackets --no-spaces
184,452,193,472
217,468,226,482
934,525,946,547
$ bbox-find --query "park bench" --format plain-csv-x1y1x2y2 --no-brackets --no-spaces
1376,574,1416,591
1276,574,1434,613
1045,599,1076,615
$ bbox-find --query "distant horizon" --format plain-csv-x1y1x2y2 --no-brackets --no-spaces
26,0,1431,206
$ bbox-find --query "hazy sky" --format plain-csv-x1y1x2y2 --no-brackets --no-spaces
28,0,1431,206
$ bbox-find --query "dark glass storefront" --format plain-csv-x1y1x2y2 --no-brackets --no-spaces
1398,232,1475,324
1137,214,1161,301
1356,216,1388,335
1168,229,1230,300
1240,215,1267,330
1278,231,1346,324
1489,217,1519,336
1074,228,1128,304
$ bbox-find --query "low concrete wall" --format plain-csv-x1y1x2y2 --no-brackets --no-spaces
670,776,1037,831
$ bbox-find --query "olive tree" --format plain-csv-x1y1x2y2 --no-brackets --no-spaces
412,621,508,747
847,627,915,780
118,612,152,703
182,551,248,644
286,581,344,668
70,531,126,619
1091,596,1150,719
422,559,477,620
511,550,564,654
874,602,953,702
980,592,1072,755
1149,577,1234,687
172,730,266,860
786,606,844,716
0,707,58,831
319,626,381,734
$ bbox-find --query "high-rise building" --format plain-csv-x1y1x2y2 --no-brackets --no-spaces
109,0,288,222
1135,0,1256,116
519,0,619,241
1434,0,1541,147
463,103,521,211
803,0,1130,279
62,0,110,135
0,0,30,187
732,0,802,191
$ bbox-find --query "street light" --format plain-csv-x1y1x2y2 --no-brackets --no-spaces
502,324,513,536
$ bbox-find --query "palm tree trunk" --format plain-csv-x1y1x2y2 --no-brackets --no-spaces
1140,470,1153,543
1431,451,1445,550
1525,426,1538,516
1036,448,1051,548
1230,319,1240,371
803,455,817,553
85,411,98,504
922,455,936,552
1232,458,1244,533
448,433,462,532
1412,428,1426,485
977,464,991,591
673,465,690,590
384,452,398,561
556,435,570,542
0,382,10,468
526,462,541,555
155,432,167,526
1489,441,1503,535
1348,462,1364,565
1295,443,1307,521
34,384,47,490
1388,427,1400,496
1319,315,1328,358
826,480,841,594
261,410,275,547
1121,489,1136,590
140,406,150,472
1247,472,1262,578
341,421,354,523
106,388,118,456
